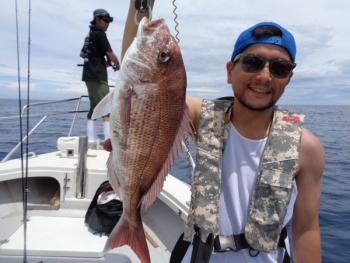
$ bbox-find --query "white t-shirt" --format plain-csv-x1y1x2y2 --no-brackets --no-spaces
182,123,297,263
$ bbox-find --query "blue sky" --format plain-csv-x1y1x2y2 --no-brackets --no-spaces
1,0,349,105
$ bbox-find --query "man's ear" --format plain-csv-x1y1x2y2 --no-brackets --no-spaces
226,61,234,84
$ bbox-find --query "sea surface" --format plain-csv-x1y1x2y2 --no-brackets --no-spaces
0,98,349,262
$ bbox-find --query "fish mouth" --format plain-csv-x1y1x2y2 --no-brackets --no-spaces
137,17,166,37
127,57,151,71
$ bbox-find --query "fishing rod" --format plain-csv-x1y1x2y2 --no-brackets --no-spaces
15,0,25,223
24,0,32,261
77,64,115,88
14,0,32,262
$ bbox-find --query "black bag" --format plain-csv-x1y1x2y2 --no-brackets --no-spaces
85,180,123,235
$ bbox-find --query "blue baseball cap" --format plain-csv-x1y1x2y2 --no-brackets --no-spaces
231,22,296,62
90,9,114,25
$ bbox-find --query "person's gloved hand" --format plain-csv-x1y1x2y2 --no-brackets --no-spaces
112,63,120,71
103,138,112,152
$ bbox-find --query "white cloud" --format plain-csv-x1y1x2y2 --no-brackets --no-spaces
0,0,349,104
7,81,37,91
53,83,87,94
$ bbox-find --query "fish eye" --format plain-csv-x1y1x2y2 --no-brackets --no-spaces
158,50,170,62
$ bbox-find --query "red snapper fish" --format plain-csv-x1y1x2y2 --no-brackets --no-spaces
92,17,193,263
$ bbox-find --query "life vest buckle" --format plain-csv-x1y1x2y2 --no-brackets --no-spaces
213,235,238,252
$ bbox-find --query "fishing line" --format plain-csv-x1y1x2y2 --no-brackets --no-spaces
172,0,180,43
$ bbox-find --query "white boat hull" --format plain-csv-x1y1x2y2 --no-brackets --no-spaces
0,147,191,262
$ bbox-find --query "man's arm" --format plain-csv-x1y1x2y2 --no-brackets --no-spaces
291,128,325,263
121,0,155,60
185,96,203,144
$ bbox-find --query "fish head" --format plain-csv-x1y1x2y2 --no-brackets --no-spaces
122,17,186,89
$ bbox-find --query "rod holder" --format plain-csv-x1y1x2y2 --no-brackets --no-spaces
76,136,88,198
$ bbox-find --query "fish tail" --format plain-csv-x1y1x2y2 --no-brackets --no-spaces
104,214,150,263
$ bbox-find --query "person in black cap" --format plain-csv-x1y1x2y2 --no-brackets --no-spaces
104,2,325,262
80,8,120,143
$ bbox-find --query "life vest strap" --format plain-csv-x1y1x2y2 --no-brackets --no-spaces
170,227,290,262
213,227,290,262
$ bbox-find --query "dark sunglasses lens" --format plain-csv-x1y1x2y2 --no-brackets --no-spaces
102,18,110,23
241,55,265,73
270,60,293,78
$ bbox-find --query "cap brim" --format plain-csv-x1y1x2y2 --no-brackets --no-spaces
90,15,113,24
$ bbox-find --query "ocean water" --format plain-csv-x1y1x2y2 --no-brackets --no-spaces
0,98,349,262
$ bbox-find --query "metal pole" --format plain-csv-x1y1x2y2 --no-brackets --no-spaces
68,97,83,137
76,136,88,198
1,116,47,163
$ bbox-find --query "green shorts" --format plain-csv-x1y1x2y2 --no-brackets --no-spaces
85,81,110,119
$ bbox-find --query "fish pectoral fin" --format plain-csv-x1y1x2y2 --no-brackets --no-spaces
106,153,122,200
104,213,150,263
140,103,195,210
91,89,114,119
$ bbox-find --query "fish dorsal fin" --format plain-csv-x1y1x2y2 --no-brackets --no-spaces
91,89,114,119
140,104,195,210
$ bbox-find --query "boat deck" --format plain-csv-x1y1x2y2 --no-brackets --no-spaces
0,146,191,262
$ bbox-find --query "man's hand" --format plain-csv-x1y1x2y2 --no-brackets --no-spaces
106,51,120,71
103,138,112,152
112,64,120,71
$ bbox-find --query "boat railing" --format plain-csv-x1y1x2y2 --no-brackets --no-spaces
0,96,89,163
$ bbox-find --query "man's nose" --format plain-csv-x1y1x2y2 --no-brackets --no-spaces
257,62,272,80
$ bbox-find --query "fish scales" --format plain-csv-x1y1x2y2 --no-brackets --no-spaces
92,17,193,263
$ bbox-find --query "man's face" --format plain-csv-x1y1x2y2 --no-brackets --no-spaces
227,43,293,112
95,16,110,31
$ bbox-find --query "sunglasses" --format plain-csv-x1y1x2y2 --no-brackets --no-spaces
99,17,110,24
233,53,296,79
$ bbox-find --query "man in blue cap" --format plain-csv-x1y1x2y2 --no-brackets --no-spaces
177,22,325,263
80,8,120,143
104,4,325,262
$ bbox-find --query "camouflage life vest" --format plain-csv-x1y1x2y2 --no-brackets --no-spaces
184,99,304,253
